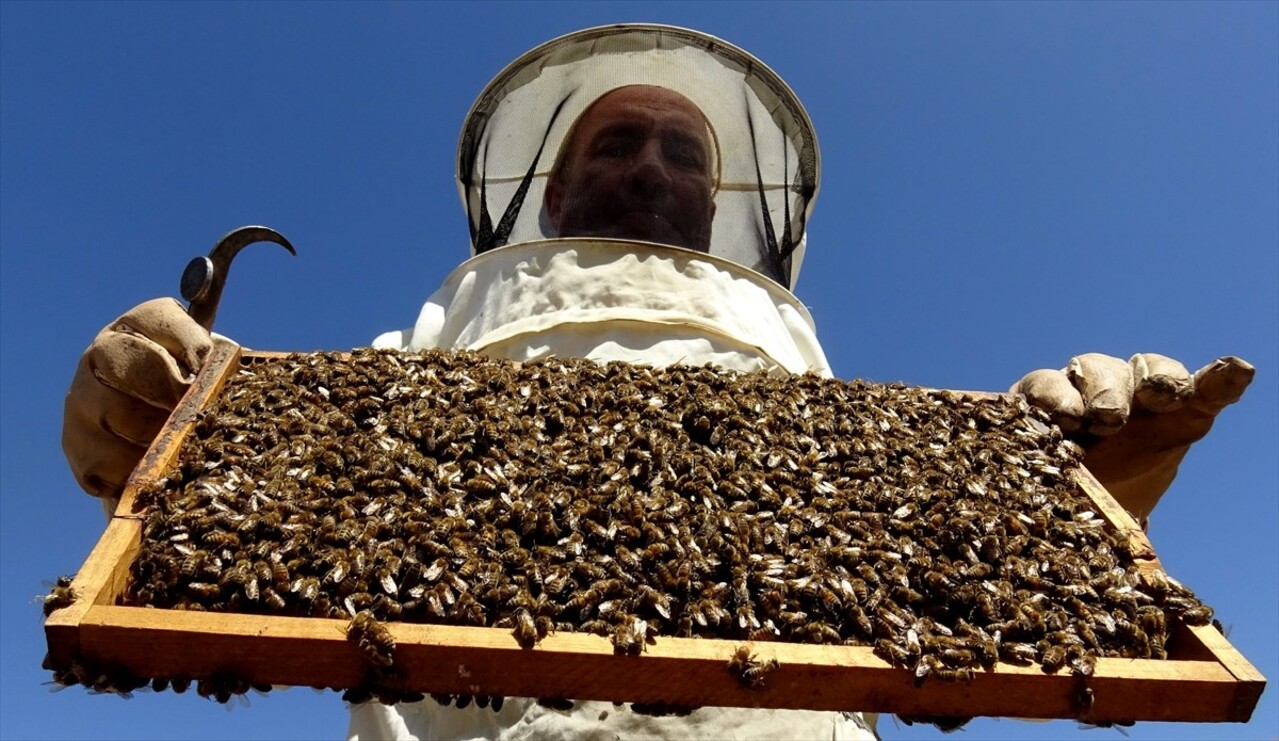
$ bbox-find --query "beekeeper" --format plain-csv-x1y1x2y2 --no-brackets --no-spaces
61,24,1252,741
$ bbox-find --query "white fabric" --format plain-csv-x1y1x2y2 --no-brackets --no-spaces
350,699,877,741
357,239,874,740
373,239,830,376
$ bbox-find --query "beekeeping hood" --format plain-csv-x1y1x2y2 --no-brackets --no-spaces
457,24,820,290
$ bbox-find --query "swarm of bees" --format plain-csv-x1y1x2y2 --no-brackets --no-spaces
90,348,1214,718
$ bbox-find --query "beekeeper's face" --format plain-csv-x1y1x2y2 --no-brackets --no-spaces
545,85,717,251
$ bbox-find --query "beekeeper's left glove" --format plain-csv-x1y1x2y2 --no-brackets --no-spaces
1011,353,1253,527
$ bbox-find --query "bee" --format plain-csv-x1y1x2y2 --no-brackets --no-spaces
1177,604,1214,626
41,576,76,617
801,622,842,644
844,604,874,637
196,671,250,704
874,638,912,667
1040,644,1068,674
269,559,289,587
186,582,221,600
1000,642,1038,665
935,667,976,683
891,586,925,604
325,560,349,586
611,615,649,656
261,587,288,611
962,562,993,580
913,654,944,685
536,697,575,712
291,576,321,602
201,530,240,549
1070,652,1098,677
347,611,396,670
511,607,539,649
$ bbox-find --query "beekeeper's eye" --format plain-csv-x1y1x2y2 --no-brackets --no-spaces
591,128,642,160
665,135,707,172
460,26,820,288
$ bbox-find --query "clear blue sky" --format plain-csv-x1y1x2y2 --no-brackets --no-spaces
2,2,1275,740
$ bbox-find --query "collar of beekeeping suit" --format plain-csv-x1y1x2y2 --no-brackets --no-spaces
456,24,821,291
376,239,832,377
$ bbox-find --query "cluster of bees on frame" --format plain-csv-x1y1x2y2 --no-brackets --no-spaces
48,348,1214,726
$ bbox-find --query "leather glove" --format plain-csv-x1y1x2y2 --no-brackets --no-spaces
63,298,214,499
1011,353,1254,527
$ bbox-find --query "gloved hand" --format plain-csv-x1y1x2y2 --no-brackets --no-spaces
1011,353,1253,527
63,298,213,499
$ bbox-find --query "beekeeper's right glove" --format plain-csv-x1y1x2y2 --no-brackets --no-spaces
63,298,213,501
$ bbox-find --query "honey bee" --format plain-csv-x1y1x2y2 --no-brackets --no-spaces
537,697,575,712
346,610,396,668
1040,644,1068,674
291,576,321,602
726,644,780,689
511,608,539,649
261,587,287,611
874,639,912,667
41,576,76,617
611,616,650,656
186,582,221,600
934,667,976,683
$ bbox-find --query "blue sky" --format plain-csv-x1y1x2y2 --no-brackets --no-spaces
1,2,1275,739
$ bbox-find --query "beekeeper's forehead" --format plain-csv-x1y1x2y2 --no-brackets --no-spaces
458,25,821,290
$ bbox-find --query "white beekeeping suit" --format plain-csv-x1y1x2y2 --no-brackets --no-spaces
350,23,879,741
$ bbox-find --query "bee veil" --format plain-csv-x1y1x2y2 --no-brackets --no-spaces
457,24,821,290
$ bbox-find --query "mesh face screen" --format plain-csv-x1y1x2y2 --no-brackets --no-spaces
457,25,820,289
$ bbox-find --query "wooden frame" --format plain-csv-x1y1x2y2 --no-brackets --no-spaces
45,344,1265,723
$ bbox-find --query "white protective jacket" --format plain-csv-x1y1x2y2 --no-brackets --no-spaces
354,240,878,741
